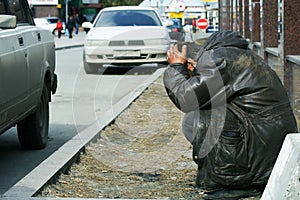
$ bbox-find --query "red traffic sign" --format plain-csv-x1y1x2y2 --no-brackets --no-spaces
197,18,209,29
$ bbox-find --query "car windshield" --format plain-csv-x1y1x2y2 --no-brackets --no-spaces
94,10,162,27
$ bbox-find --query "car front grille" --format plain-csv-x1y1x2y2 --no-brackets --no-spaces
128,40,144,46
105,53,166,60
109,40,144,46
109,41,125,46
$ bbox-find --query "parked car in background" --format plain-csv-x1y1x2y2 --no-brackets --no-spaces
167,18,185,41
34,17,65,35
207,24,219,33
0,0,57,149
82,6,172,74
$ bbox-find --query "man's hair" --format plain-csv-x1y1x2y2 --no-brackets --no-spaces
176,39,206,60
177,31,249,61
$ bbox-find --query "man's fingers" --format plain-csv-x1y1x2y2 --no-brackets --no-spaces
173,44,179,53
167,43,188,64
182,45,187,59
169,44,174,55
187,58,197,65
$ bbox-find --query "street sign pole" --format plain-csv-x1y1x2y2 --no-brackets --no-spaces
65,0,68,36
65,0,68,24
160,0,164,15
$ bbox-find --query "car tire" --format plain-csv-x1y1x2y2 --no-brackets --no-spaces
17,84,49,150
84,62,104,74
158,62,168,68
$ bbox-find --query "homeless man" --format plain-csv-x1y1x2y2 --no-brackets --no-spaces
163,31,298,199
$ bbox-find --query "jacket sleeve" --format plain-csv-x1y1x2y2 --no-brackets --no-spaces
163,50,228,113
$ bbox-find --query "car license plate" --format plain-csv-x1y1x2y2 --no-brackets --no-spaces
113,50,140,58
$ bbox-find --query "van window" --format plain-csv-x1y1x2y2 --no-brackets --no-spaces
0,0,33,25
0,0,6,14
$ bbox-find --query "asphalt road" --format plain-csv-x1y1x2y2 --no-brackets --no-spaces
0,47,161,194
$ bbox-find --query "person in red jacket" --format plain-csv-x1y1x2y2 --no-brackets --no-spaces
192,18,197,33
55,20,63,39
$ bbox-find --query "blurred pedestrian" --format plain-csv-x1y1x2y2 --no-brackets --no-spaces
66,16,75,39
192,18,197,33
55,19,63,39
74,13,81,35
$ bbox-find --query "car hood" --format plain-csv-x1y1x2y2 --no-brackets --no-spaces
87,26,169,40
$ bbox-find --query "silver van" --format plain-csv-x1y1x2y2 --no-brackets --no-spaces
0,0,57,149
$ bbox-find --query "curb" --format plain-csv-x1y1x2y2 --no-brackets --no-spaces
2,68,166,200
55,44,84,51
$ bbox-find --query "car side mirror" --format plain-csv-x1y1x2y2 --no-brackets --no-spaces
82,22,93,29
162,20,174,27
0,15,17,29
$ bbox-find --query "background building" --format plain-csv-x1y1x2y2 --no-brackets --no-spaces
139,0,218,31
29,0,102,23
28,0,59,17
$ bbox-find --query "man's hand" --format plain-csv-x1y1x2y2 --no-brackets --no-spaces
187,58,197,73
167,44,197,74
167,44,187,65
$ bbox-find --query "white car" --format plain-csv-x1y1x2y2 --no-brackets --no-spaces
82,6,172,74
34,17,65,34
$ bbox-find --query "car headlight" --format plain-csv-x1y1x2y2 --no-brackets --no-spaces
144,38,170,45
85,40,108,46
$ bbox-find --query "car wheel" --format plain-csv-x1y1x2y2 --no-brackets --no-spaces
17,84,49,150
84,62,104,74
158,62,168,68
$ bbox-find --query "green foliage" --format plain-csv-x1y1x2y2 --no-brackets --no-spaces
101,0,143,7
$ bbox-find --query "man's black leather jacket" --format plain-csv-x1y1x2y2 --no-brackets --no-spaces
163,31,298,189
